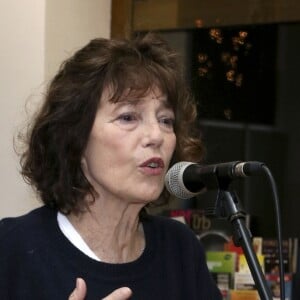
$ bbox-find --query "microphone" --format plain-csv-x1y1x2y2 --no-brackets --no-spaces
164,161,265,199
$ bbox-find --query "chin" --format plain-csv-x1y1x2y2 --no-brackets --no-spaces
131,184,164,203
142,192,163,203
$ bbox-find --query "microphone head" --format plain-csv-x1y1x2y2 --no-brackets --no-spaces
165,161,201,199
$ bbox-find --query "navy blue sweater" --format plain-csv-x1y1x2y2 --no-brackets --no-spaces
0,206,221,299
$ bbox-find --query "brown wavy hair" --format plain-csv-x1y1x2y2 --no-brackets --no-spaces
20,33,204,214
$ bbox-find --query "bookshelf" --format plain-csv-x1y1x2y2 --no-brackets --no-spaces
165,209,299,300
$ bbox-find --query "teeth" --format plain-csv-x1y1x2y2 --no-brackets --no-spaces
148,162,159,168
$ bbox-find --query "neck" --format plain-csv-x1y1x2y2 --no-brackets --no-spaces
67,197,145,263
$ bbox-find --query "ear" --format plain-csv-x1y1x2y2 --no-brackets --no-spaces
81,155,87,170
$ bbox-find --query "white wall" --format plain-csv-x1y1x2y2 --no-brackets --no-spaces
45,0,111,80
0,0,111,218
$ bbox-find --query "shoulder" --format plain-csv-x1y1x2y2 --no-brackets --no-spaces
0,206,56,245
147,214,194,231
146,214,201,246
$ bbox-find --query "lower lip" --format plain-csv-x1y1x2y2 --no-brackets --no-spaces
139,167,163,176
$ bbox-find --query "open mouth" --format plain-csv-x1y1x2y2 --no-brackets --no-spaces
147,162,160,168
141,158,164,168
140,158,165,175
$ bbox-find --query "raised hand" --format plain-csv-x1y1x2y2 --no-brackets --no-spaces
69,278,132,300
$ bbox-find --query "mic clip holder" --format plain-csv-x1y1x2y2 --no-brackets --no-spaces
206,175,273,300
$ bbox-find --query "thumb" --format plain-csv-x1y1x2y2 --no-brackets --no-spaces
69,278,87,300
102,287,132,300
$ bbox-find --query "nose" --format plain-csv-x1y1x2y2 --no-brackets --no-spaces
141,120,164,148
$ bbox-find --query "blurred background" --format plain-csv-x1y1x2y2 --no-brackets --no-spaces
1,0,300,241
112,0,300,239
1,2,299,298
0,0,111,218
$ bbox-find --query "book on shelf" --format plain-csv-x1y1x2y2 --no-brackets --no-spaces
165,209,232,251
165,209,231,234
229,289,259,300
206,251,236,276
261,237,298,274
238,253,265,273
206,251,236,299
226,236,298,275
265,273,292,300
234,272,256,290
234,253,264,293
252,237,263,255
211,273,230,300
163,209,298,299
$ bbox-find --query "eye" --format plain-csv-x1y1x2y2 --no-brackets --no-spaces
114,112,140,130
159,117,175,130
117,113,138,123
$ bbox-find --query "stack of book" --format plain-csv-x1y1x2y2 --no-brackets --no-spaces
206,251,236,299
164,209,299,300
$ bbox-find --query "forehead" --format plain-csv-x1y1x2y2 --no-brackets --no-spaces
100,85,170,108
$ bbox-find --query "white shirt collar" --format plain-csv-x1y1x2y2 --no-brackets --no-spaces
57,212,101,261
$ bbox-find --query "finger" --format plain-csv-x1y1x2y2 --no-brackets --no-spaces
69,278,87,300
102,287,132,300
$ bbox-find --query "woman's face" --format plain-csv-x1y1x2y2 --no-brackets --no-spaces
82,86,176,205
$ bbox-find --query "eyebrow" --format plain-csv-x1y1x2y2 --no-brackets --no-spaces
109,99,174,118
116,94,171,107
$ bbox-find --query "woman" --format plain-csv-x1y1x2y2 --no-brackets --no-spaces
0,33,221,299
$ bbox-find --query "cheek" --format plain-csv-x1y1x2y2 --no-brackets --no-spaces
83,129,131,174
167,134,177,158
81,142,120,190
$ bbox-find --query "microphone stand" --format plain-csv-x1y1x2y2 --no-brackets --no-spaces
206,177,273,300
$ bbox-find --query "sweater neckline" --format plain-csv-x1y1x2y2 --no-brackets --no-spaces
44,207,156,281
57,211,101,261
